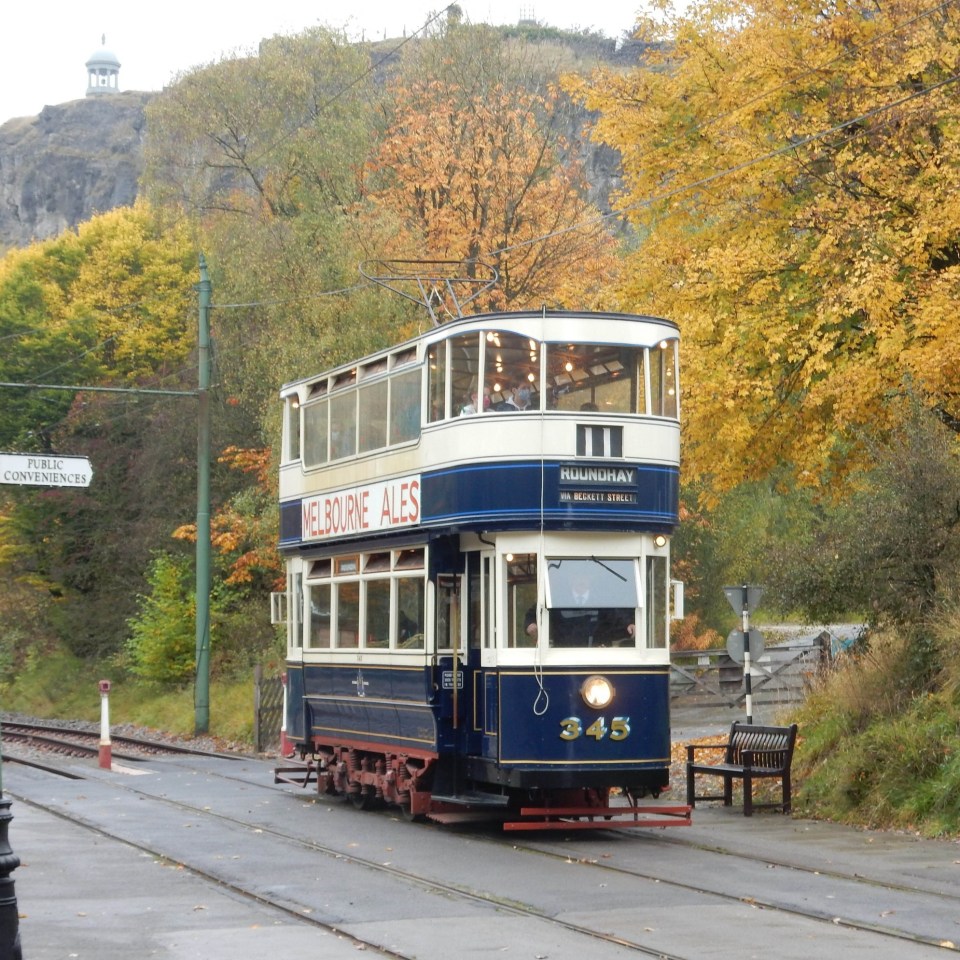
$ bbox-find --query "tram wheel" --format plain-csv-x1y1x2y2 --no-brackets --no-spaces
350,788,375,810
400,799,425,822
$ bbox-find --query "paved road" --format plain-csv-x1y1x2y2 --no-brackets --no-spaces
5,744,959,960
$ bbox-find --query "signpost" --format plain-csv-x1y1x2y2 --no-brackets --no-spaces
724,585,764,723
0,453,92,488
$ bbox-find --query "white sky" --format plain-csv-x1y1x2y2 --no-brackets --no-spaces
2,1,647,124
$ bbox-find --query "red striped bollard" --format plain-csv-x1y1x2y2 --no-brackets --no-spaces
98,680,112,770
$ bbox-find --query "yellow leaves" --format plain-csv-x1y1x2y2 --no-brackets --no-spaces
575,0,960,498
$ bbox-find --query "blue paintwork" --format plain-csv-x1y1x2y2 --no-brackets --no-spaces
281,460,678,549
287,660,671,774
495,668,671,770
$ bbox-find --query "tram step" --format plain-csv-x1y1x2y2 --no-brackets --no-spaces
429,789,511,808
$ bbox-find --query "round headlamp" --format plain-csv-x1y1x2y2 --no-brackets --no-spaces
580,674,615,709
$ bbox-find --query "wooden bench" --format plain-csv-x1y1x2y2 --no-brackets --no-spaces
685,721,798,816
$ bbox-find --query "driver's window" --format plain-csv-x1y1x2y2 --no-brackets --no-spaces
543,558,639,648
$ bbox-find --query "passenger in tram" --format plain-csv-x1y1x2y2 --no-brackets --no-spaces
460,387,491,415
496,379,534,411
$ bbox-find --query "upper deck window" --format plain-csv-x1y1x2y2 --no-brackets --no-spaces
547,345,643,414
650,339,679,418
285,397,301,462
424,329,679,421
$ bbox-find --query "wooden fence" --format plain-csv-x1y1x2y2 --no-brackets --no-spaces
670,631,835,709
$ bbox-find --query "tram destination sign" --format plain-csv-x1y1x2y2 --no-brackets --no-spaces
0,453,93,488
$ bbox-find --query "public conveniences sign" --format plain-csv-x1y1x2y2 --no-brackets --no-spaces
0,453,93,488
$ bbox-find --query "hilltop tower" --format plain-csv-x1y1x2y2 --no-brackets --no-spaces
86,36,121,97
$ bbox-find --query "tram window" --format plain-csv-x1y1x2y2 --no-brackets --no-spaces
302,399,328,467
541,558,639,648
450,333,480,421
330,391,357,460
358,380,388,453
290,571,303,649
645,555,668,648
428,341,447,422
397,577,425,649
285,398,301,462
365,579,390,648
485,331,539,412
506,553,537,648
547,345,643,414
651,340,679,418
395,548,424,570
306,583,331,649
390,368,422,443
436,574,461,652
336,582,360,648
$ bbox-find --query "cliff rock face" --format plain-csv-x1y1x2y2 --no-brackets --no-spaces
0,35,645,253
0,92,153,251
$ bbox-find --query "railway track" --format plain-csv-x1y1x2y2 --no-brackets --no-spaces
6,745,957,959
0,719,244,770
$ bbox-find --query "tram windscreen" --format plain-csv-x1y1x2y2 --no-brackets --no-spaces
545,558,639,608
543,558,639,648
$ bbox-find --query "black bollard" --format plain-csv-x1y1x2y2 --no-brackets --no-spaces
0,797,22,960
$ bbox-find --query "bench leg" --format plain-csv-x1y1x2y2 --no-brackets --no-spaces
686,764,696,808
723,774,733,807
743,771,753,816
782,773,791,814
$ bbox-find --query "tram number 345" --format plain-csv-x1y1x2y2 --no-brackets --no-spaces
559,716,631,741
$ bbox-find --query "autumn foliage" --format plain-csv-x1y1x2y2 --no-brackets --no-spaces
362,25,619,312
571,0,960,501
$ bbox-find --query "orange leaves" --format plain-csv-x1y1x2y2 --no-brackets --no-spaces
173,447,281,587
361,30,618,310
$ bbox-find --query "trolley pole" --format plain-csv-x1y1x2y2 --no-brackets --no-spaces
195,255,212,735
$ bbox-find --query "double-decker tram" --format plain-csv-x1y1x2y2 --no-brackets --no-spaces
275,284,689,829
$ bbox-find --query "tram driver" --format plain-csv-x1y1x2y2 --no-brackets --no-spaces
524,567,635,647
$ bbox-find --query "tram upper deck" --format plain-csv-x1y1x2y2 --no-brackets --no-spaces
279,310,680,552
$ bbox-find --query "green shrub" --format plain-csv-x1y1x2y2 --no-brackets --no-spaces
125,553,195,683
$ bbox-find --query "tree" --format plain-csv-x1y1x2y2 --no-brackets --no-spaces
0,203,196,448
125,553,196,684
571,0,960,500
0,204,200,659
142,28,419,435
143,28,377,222
362,23,619,311
767,400,960,630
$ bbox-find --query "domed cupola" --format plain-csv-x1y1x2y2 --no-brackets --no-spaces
86,35,121,97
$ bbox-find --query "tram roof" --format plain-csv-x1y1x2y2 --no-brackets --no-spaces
280,309,679,396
